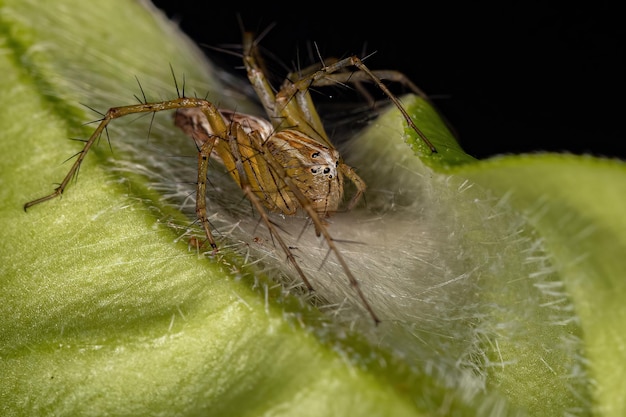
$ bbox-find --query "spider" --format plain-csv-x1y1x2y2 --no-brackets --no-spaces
24,31,439,325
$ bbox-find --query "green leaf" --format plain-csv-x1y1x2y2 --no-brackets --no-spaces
1,1,624,416
453,155,626,416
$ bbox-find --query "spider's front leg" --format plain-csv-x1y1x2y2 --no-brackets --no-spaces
276,55,439,154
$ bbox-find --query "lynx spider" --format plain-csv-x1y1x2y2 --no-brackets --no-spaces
24,31,438,325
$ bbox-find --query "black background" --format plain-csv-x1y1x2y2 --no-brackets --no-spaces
151,2,623,160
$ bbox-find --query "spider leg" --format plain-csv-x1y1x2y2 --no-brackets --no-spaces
196,137,219,250
24,98,219,211
276,55,438,153
304,68,459,141
256,135,381,325
226,123,316,292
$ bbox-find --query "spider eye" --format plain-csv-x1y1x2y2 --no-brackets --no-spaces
310,168,319,174
311,152,320,158
323,167,331,174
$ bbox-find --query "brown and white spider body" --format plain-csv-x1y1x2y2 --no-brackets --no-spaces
174,108,347,218
24,31,438,325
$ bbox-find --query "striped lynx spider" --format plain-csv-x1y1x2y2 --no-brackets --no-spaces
24,31,438,324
